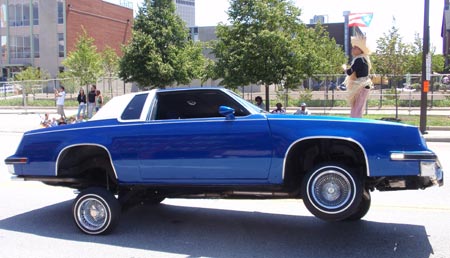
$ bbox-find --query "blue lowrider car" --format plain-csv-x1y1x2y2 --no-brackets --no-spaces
5,88,443,235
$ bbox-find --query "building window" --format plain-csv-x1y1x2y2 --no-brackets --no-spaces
9,36,31,59
14,4,22,26
23,36,31,58
33,2,39,25
176,0,195,6
9,36,17,58
7,2,36,27
57,0,64,24
1,4,7,28
33,34,39,58
8,4,16,26
1,36,7,62
58,33,64,57
23,4,30,26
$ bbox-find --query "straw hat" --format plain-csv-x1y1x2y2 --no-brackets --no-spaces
351,34,371,55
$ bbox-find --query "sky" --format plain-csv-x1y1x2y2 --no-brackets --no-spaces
108,0,445,54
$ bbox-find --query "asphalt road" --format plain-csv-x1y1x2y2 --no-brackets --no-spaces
0,131,449,258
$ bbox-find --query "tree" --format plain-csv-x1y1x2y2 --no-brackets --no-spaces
62,27,103,89
404,33,445,74
432,54,445,74
101,46,120,97
213,0,306,88
404,33,423,74
212,0,345,108
301,24,346,76
14,66,50,105
372,25,409,117
372,26,409,78
119,0,204,89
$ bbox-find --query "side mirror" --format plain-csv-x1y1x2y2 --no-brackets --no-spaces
219,106,235,120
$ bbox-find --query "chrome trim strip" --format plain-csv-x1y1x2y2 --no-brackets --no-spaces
55,143,118,179
26,118,268,136
390,151,437,161
282,136,370,179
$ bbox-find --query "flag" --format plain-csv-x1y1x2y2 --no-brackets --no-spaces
348,12,373,27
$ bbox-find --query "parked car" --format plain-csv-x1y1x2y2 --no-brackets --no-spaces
0,83,14,93
397,84,417,92
5,88,443,235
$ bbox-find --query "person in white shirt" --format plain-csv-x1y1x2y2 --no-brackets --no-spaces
254,96,265,110
294,103,311,115
55,86,66,119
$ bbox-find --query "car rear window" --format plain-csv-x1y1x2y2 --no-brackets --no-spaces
121,93,148,120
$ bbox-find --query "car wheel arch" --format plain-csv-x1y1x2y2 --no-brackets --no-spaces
283,137,369,191
56,143,118,186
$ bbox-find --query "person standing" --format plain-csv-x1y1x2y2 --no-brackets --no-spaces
343,34,373,118
54,86,66,119
76,88,87,120
254,96,265,110
293,103,311,115
87,84,97,118
95,90,103,112
271,103,286,114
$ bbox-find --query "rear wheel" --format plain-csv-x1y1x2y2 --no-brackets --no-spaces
73,187,121,235
301,164,363,221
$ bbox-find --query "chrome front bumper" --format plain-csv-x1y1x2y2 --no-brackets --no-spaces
390,151,444,187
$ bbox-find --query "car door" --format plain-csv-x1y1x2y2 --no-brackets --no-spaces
137,90,273,182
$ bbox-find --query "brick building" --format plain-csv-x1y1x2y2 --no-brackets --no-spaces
0,0,133,80
66,0,133,56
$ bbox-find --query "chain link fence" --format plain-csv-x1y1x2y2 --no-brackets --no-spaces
238,74,450,110
0,77,136,104
1,74,450,110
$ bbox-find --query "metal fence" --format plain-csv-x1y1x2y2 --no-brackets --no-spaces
0,77,136,102
2,74,450,110
238,74,450,109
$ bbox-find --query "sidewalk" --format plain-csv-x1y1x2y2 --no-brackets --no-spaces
0,106,449,142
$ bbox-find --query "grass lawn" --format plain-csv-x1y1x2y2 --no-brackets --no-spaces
362,114,450,127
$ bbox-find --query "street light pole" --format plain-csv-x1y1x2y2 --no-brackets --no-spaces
420,0,430,134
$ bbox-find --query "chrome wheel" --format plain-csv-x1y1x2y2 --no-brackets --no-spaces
301,164,363,221
76,197,109,231
310,170,353,212
73,187,121,235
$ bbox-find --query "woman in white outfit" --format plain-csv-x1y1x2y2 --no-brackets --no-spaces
343,34,372,118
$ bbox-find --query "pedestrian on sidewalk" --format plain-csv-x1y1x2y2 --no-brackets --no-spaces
54,86,66,119
343,34,373,118
87,84,96,119
76,88,86,119
95,90,103,112
254,96,265,110
271,103,286,114
294,102,311,115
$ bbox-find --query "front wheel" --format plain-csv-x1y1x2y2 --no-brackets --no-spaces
345,189,371,221
301,164,363,221
73,187,121,235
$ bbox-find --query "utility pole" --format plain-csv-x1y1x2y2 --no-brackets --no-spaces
343,11,350,59
420,0,430,134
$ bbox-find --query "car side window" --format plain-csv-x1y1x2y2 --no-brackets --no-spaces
121,93,148,120
155,90,250,120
